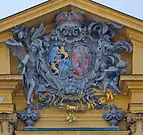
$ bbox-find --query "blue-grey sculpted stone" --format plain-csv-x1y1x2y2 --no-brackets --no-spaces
4,10,132,109
103,104,125,128
19,105,40,128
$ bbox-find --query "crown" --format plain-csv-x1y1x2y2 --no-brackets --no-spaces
55,11,85,24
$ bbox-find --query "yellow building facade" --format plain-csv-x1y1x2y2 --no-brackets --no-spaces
0,0,143,135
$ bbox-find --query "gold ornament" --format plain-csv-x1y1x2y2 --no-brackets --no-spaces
66,111,76,123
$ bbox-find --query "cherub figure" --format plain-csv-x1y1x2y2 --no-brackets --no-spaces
5,24,51,105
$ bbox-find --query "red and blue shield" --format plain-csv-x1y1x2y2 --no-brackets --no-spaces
49,44,92,78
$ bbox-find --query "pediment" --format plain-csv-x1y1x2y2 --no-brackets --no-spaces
1,1,143,133
0,0,142,32
0,0,142,44
4,1,133,107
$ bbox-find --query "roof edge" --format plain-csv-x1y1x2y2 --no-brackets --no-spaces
0,0,142,34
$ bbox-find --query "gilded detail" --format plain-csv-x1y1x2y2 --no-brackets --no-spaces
4,10,132,119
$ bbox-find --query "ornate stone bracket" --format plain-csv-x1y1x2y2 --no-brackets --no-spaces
18,105,40,128
127,113,143,134
103,104,125,129
0,113,17,133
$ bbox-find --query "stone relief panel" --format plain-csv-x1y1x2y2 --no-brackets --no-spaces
4,10,132,112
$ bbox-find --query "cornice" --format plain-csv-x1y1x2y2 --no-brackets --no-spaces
0,0,69,33
0,0,142,34
119,75,143,95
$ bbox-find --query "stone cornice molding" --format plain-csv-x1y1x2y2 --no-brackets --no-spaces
0,0,142,44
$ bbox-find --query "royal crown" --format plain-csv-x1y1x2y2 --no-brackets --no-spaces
55,11,85,24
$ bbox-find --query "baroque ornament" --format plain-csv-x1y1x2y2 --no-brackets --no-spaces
0,113,17,133
18,105,40,128
5,10,132,111
103,104,125,129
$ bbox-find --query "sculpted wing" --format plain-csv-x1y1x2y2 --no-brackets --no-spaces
4,38,25,59
31,24,45,40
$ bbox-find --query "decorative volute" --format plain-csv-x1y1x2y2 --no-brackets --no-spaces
0,0,143,135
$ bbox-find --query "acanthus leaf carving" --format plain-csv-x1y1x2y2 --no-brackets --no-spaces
4,10,132,112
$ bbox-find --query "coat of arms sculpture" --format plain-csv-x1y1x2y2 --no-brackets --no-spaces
5,10,132,113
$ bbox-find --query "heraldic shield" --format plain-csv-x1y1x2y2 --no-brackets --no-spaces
5,9,132,112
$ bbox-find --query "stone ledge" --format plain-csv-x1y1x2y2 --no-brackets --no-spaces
24,127,120,131
0,75,23,80
15,130,130,135
119,75,143,95
0,74,23,89
119,75,143,113
0,103,14,112
128,103,143,113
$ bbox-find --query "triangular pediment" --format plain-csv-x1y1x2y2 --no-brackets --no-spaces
1,2,143,134
0,0,142,45
0,0,143,33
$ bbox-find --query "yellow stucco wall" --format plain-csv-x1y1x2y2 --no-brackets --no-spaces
0,0,143,135
0,43,10,74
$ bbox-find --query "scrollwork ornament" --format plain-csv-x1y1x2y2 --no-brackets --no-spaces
127,113,137,134
4,9,132,113
103,104,125,129
127,113,143,134
18,105,40,128
0,120,3,133
0,113,17,133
